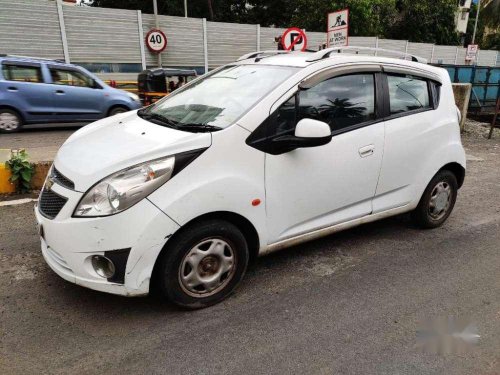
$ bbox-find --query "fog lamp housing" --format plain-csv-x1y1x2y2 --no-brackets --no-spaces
91,255,116,279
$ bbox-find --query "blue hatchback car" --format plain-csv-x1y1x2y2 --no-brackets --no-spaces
0,55,142,133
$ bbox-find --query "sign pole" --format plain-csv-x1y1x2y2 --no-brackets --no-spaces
153,0,162,67
472,0,481,45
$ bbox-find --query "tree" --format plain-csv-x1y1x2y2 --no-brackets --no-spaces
389,0,460,45
464,1,499,50
291,0,397,35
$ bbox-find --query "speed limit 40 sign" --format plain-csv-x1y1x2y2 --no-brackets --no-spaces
146,29,167,53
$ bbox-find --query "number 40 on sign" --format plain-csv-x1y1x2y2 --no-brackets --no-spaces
146,29,167,54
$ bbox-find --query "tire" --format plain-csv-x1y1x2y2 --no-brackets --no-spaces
411,170,458,229
108,106,129,117
0,108,22,133
157,220,249,309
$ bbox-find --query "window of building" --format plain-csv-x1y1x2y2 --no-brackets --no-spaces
387,74,430,115
1,64,43,83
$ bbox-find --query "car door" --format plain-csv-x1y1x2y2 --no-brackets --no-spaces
372,71,437,213
0,61,56,122
47,65,105,121
261,70,385,243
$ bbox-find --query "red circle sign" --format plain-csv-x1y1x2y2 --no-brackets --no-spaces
281,27,308,52
146,29,167,53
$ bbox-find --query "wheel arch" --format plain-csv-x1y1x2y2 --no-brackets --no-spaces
0,105,24,122
106,104,130,117
150,211,260,292
439,162,465,188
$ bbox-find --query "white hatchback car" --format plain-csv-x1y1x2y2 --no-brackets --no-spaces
35,48,466,308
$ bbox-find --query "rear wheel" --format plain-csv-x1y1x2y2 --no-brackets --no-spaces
0,109,22,133
157,220,249,309
412,170,458,229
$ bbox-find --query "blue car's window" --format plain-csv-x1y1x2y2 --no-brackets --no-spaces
2,64,43,83
48,67,94,88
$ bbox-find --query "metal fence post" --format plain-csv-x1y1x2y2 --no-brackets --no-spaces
137,10,146,70
405,40,409,55
430,45,435,64
203,18,209,74
256,24,260,51
454,47,459,65
375,37,378,56
56,0,70,63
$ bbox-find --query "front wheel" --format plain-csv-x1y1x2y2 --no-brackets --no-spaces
0,109,22,133
412,170,458,229
157,220,249,309
108,106,129,117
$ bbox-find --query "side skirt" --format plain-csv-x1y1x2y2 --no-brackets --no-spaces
260,204,413,256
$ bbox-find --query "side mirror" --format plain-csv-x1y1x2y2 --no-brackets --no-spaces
272,118,332,152
294,118,331,141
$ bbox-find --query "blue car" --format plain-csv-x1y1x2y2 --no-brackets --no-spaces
0,55,142,133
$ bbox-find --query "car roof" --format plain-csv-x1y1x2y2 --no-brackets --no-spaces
234,51,444,76
0,55,76,68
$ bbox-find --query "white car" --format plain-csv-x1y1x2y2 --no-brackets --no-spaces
35,48,466,308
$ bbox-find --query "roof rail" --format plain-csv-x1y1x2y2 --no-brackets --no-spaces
305,47,428,64
0,54,66,63
237,50,289,61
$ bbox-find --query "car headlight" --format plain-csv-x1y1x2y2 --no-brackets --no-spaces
127,92,140,102
73,156,175,217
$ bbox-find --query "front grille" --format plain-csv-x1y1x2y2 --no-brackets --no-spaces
52,167,75,190
39,189,68,219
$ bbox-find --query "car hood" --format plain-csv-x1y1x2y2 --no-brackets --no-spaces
54,111,212,192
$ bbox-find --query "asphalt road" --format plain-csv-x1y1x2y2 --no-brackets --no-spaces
1,129,500,374
0,125,81,163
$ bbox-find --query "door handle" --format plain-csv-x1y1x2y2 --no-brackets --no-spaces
7,87,18,92
55,90,65,94
358,145,375,158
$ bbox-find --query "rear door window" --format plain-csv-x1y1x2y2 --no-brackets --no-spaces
387,74,430,115
1,63,43,83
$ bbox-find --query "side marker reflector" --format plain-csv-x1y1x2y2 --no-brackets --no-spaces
252,199,261,206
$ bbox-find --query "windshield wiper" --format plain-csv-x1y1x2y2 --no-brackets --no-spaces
137,110,179,129
137,110,222,132
177,123,223,132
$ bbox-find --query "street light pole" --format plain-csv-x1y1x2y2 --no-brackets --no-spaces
153,0,162,67
472,0,481,45
184,0,188,17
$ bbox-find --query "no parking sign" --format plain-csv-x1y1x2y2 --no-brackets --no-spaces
281,27,308,52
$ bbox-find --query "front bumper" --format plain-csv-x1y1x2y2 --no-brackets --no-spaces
35,182,179,296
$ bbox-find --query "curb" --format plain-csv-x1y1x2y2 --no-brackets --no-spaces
0,161,51,194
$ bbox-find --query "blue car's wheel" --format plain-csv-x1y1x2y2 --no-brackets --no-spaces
0,109,22,133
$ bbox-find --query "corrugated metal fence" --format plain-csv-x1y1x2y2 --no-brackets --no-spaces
0,0,498,75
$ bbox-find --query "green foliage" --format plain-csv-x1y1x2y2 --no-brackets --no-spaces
291,0,397,35
5,149,34,193
482,0,500,29
465,2,499,49
389,0,460,45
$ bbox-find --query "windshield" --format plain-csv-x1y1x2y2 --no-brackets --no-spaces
138,65,298,131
